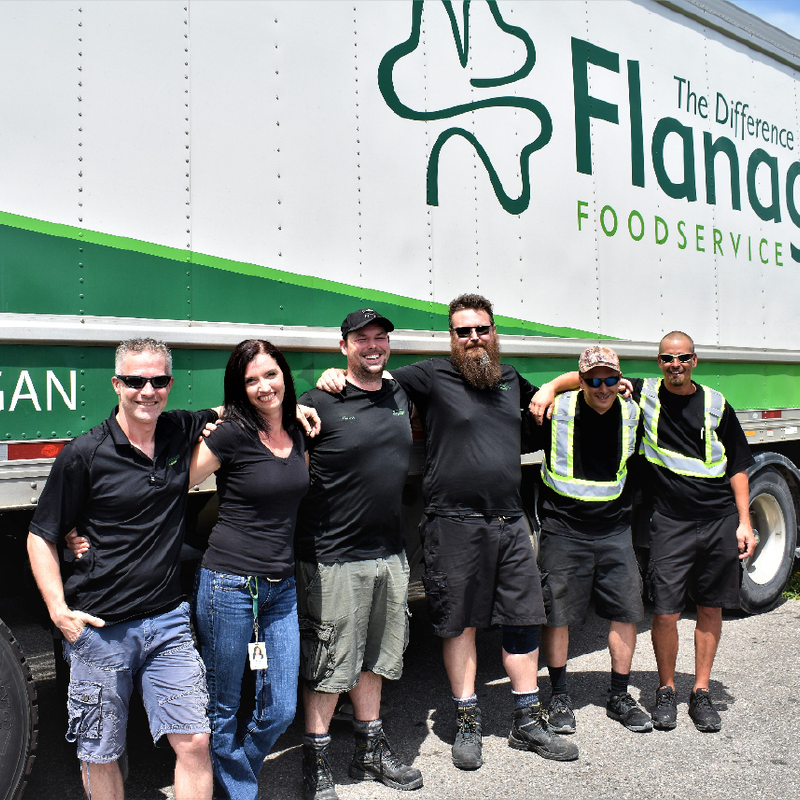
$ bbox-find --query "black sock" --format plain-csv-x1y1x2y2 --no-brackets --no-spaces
548,665,568,696
609,669,630,697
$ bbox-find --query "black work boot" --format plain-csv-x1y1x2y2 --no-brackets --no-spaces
302,740,339,800
508,700,579,761
349,724,423,790
452,705,483,770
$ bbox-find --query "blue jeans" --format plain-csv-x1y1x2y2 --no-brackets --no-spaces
194,568,299,800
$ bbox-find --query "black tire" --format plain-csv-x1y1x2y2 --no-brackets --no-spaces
741,468,798,614
0,618,38,800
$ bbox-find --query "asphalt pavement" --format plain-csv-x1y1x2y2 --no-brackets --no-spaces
7,591,800,800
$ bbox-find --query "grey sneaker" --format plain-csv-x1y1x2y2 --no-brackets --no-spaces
688,689,722,732
508,701,579,761
547,693,576,734
651,686,677,731
606,692,653,732
452,705,483,770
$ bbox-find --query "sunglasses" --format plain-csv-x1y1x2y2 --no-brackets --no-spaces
583,376,621,388
658,353,694,364
451,325,493,338
115,375,172,389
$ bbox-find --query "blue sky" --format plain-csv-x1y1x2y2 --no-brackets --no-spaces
728,0,800,39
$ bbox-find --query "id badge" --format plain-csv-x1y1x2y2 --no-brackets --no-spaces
248,642,268,670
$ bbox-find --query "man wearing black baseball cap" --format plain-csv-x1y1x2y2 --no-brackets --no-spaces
296,310,422,800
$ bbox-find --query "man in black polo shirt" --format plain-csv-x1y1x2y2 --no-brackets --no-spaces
526,346,652,736
297,310,422,800
27,338,215,800
318,295,578,770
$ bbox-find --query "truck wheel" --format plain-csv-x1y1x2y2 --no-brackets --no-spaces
741,468,798,614
0,618,38,800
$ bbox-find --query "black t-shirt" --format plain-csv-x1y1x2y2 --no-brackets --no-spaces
295,380,413,563
527,393,637,538
391,358,537,515
202,422,308,578
631,378,754,520
29,407,217,624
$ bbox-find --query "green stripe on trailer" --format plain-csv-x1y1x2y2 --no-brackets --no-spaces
0,212,600,339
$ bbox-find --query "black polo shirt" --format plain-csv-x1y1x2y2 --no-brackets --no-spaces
295,380,413,563
29,407,217,624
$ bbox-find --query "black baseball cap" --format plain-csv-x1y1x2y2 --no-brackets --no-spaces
341,309,395,338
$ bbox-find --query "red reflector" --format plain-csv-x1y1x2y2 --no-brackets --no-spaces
762,410,782,419
8,442,66,460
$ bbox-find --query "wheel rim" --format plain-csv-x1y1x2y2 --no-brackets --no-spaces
747,492,786,585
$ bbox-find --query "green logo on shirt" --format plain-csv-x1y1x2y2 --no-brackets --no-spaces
496,383,510,391
168,455,180,467
392,409,406,416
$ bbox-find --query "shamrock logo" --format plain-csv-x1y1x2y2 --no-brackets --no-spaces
378,0,552,214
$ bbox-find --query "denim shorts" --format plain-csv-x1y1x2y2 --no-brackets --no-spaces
62,601,210,763
297,552,410,693
419,514,546,638
539,528,644,627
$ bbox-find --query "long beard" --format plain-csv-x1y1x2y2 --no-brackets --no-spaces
451,337,502,389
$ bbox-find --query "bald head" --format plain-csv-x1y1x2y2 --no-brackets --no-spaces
659,330,694,354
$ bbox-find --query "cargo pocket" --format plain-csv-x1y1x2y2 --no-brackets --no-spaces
66,681,103,742
403,606,412,653
422,570,450,628
645,560,657,604
298,619,335,682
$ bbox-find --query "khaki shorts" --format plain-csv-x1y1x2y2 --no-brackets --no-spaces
297,552,410,693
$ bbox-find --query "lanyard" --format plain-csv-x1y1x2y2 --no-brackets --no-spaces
246,575,259,642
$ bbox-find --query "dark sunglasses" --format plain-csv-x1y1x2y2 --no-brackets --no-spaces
583,376,620,388
115,375,172,389
658,353,694,364
451,325,493,338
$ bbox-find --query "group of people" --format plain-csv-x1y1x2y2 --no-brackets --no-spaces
26,293,756,800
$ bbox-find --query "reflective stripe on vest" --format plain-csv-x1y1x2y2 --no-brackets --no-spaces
638,377,727,478
540,391,640,501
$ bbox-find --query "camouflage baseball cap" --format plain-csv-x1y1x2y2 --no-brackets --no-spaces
578,345,621,374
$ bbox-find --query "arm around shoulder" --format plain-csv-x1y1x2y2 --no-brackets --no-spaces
190,438,222,487
529,371,580,424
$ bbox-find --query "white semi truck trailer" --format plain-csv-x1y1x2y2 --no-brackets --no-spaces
1,1,799,796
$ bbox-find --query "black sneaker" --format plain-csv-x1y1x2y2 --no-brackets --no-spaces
651,686,677,731
547,693,576,734
688,689,722,732
452,706,483,770
606,692,653,732
508,701,579,761
302,743,339,800
349,730,424,790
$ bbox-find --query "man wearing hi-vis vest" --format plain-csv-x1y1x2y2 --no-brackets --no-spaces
531,331,757,734
525,345,653,737
630,331,755,733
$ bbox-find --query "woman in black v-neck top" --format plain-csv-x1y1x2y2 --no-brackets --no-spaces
191,340,309,800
